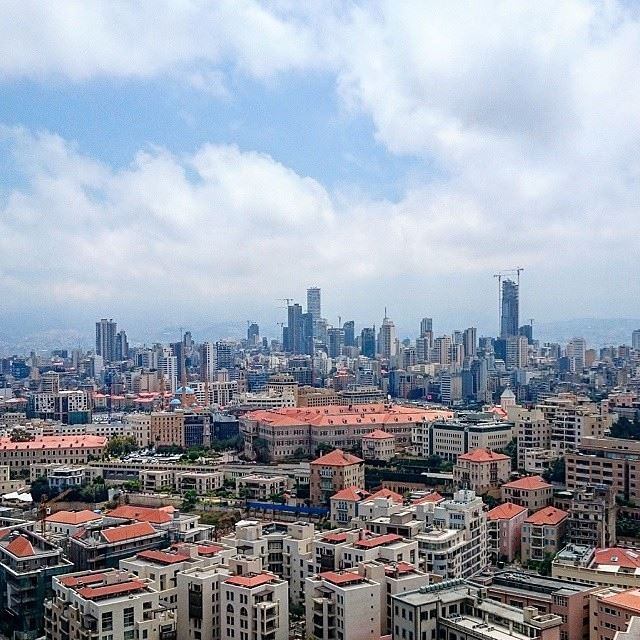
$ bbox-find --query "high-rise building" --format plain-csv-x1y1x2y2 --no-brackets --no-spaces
360,327,376,358
632,329,640,350
215,341,234,370
286,303,304,354
420,317,433,336
463,327,477,358
378,315,397,360
95,318,117,362
343,320,355,347
434,335,452,366
158,353,177,392
307,287,321,337
247,322,259,346
200,342,216,381
506,335,528,369
500,279,519,338
115,330,129,361
327,328,345,358
567,337,586,372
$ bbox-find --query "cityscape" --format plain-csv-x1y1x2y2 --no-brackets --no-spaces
2,3,640,640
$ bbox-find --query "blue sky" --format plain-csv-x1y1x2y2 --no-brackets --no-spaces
1,1,640,341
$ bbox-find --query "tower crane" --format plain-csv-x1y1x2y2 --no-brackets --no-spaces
493,267,524,332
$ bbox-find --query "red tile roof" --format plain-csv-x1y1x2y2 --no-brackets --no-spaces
224,573,276,588
5,534,35,557
197,544,226,556
599,589,640,613
311,449,363,466
487,502,528,520
60,573,108,587
363,488,403,504
385,561,417,576
77,579,147,600
413,492,444,505
331,486,369,502
0,435,106,451
137,549,190,565
46,510,101,525
458,448,510,463
101,521,157,543
107,505,173,524
503,475,552,491
525,507,568,526
354,533,403,549
321,532,349,543
319,570,365,586
363,429,394,440
594,548,640,569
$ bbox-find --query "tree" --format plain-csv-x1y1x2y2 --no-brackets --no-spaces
498,438,518,471
542,457,565,483
610,416,640,440
106,435,138,457
253,438,271,463
182,490,198,512
30,476,55,503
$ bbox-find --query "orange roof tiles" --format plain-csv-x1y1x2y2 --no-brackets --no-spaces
594,548,640,569
319,570,365,585
197,543,226,556
137,550,190,565
363,429,394,440
77,580,147,600
354,533,402,549
101,521,157,543
458,448,510,463
5,534,35,557
363,488,403,504
503,475,552,490
107,505,173,524
331,486,370,502
60,573,108,587
46,510,101,525
487,502,527,520
224,573,276,588
0,435,106,451
525,507,568,526
385,561,417,576
600,589,640,613
311,449,363,466
322,532,349,543
413,492,444,505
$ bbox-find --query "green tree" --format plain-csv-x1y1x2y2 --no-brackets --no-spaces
30,476,55,502
106,435,139,457
542,457,565,483
610,416,640,440
182,489,198,512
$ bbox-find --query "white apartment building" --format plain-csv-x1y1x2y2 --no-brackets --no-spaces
511,405,551,469
125,413,152,447
45,569,176,640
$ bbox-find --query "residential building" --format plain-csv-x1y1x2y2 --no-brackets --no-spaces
453,448,511,494
45,509,102,537
0,529,73,640
28,390,92,424
512,405,550,469
590,587,640,640
521,507,569,564
361,429,395,462
330,486,370,527
236,474,288,500
310,449,364,505
486,502,528,563
502,476,553,511
150,412,185,448
391,579,562,640
45,569,176,640
562,485,617,549
96,318,117,363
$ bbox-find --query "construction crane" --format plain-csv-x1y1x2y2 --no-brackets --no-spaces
493,267,524,331
39,488,74,537
277,298,294,307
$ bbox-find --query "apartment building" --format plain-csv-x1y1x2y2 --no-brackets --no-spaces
68,521,168,571
45,569,176,640
0,435,106,472
413,418,513,460
241,404,453,461
565,437,640,505
553,545,640,589
309,449,364,505
453,447,511,493
236,474,288,500
589,587,640,640
521,506,569,564
0,529,73,639
329,486,370,526
150,412,185,448
502,475,553,511
511,405,551,469
361,429,395,462
470,569,597,640
486,502,528,563
391,579,562,640
45,509,103,537
28,390,92,424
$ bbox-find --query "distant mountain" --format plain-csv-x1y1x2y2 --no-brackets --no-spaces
535,318,640,347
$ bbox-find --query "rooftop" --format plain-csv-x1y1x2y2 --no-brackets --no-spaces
487,502,527,520
331,486,370,502
319,570,367,586
136,549,191,565
46,510,102,526
0,435,106,450
458,448,510,463
362,429,394,440
100,521,158,543
354,533,403,549
311,449,363,467
525,507,568,526
107,505,173,524
77,579,148,601
224,573,277,588
503,475,552,491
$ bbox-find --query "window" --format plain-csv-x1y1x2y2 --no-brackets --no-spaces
101,612,113,632
123,607,134,628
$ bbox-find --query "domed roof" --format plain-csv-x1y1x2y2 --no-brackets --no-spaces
176,386,195,394
169,398,182,406
501,387,515,398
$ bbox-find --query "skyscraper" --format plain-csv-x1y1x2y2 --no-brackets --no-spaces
420,317,433,336
378,315,397,360
200,342,216,381
463,327,477,359
247,323,260,346
95,318,117,362
115,330,129,361
500,279,519,338
632,330,640,351
327,327,345,358
287,303,304,354
360,327,376,358
343,320,355,347
567,337,586,372
307,287,321,330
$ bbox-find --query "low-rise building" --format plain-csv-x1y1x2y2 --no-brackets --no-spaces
329,486,369,527
453,448,511,494
487,502,528,563
361,429,395,462
521,506,569,564
45,509,103,536
309,449,364,505
502,475,553,511
236,474,289,500
590,587,640,640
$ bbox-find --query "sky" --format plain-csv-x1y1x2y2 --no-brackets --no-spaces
1,0,640,341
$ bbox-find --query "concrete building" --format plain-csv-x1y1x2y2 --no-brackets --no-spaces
0,529,73,639
511,405,550,469
486,502,528,563
361,429,395,462
391,579,562,640
28,390,92,424
590,587,640,640
150,412,185,448
309,449,364,505
329,486,370,527
521,507,569,565
502,475,553,511
45,509,103,537
236,474,288,500
45,569,176,640
561,485,617,549
453,448,511,494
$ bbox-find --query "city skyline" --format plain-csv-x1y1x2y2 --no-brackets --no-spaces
1,2,640,328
